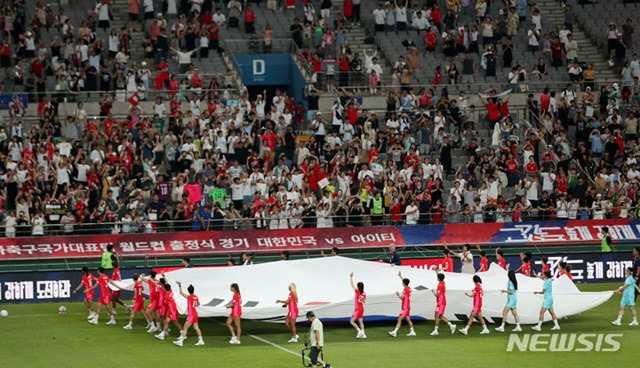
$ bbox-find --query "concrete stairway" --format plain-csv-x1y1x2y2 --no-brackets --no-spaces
108,0,146,63
535,0,617,82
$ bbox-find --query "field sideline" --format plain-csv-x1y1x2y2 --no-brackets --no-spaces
0,283,637,368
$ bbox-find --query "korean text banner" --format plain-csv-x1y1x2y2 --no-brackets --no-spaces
0,219,636,260
0,227,402,260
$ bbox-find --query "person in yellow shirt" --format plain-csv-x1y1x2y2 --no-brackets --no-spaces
446,0,461,12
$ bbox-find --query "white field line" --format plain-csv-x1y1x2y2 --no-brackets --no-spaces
212,319,307,360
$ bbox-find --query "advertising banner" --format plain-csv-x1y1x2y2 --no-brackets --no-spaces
0,219,637,260
0,269,136,304
0,227,402,260
0,93,28,110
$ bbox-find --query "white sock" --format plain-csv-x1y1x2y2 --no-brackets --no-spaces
553,319,559,327
434,326,439,331
516,323,521,328
198,336,203,341
156,322,161,329
448,322,453,327
616,315,623,322
409,327,415,332
393,328,398,333
500,323,505,328
633,316,638,322
536,321,542,328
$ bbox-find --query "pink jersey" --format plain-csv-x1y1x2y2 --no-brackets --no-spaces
97,274,111,296
436,282,446,304
401,286,411,310
444,256,454,272
187,294,199,317
479,257,488,272
287,292,298,316
354,290,366,311
111,268,121,281
231,292,242,317
81,273,95,290
133,281,144,303
473,283,483,308
147,279,158,300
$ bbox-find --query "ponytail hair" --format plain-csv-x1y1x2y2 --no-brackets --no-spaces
508,270,518,290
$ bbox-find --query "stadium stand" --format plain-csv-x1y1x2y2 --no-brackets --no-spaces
0,0,638,239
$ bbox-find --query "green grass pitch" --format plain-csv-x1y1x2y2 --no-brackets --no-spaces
0,283,637,368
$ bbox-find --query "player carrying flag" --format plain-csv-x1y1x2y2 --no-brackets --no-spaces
174,281,205,346
389,271,416,337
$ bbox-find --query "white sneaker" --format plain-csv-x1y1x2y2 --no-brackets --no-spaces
123,324,132,330
630,320,638,326
531,325,542,331
230,339,241,345
288,337,298,343
87,313,95,320
229,337,237,344
88,318,98,325
449,324,457,334
388,331,397,337
612,320,622,326
459,328,468,335
513,326,522,332
480,328,490,335
406,330,416,337
173,340,183,347
356,331,363,339
495,326,505,332
430,330,439,336
195,340,205,346
147,326,158,333
106,319,116,325
155,333,165,340
360,333,367,339
551,325,561,331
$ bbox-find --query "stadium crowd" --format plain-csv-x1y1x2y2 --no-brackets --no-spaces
1,0,640,237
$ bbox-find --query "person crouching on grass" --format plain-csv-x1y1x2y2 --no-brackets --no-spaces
612,267,640,326
227,283,243,344
389,271,416,337
173,281,205,346
459,275,490,335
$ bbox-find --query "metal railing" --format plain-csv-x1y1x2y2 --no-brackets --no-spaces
2,206,636,238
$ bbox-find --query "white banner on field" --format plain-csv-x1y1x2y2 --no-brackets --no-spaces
113,257,613,324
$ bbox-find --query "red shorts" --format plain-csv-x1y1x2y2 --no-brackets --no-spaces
399,308,411,318
147,299,158,311
133,298,145,311
437,301,446,315
112,290,121,299
472,304,482,314
166,307,178,321
85,291,95,300
160,305,168,317
186,314,198,324
351,309,364,319
287,310,299,320
231,311,242,318
99,293,111,305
